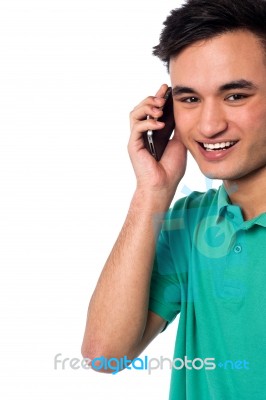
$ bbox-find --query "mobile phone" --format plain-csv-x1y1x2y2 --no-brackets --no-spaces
143,87,175,161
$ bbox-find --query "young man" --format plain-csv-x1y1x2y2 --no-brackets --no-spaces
82,0,266,398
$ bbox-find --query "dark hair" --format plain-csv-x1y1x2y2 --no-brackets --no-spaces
153,0,266,71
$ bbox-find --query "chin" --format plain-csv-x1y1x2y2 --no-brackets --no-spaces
199,167,242,181
200,165,261,182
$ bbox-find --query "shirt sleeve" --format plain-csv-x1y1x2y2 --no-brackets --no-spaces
148,190,217,331
148,208,183,329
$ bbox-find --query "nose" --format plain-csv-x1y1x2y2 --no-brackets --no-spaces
197,100,228,138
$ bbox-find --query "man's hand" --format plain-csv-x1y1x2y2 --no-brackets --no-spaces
128,84,187,200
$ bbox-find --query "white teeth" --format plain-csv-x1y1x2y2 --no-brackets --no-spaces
214,143,221,149
203,141,236,151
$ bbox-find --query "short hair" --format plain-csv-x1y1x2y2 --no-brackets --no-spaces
153,0,266,71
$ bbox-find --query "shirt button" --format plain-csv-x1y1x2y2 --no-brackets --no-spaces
227,212,234,219
234,245,242,254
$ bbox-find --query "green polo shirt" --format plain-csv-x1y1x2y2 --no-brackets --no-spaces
148,184,266,400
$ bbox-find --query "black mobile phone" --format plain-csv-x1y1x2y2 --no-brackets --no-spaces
143,87,175,161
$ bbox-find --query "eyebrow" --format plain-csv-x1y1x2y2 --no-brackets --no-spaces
172,79,258,96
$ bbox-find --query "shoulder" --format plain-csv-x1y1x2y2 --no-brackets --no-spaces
160,187,221,236
171,187,220,216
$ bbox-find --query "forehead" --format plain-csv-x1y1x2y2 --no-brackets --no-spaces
169,30,266,89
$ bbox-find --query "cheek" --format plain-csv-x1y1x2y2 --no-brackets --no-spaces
251,109,266,135
174,107,194,142
233,103,266,134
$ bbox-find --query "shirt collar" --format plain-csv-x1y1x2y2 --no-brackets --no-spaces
216,184,231,222
216,184,266,228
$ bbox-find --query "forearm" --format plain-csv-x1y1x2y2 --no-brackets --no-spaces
81,188,172,360
82,84,187,363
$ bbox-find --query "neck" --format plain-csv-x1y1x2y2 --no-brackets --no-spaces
223,166,266,221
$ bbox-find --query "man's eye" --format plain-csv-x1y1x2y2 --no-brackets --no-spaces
181,97,199,103
226,94,248,101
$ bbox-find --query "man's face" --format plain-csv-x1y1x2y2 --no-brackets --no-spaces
169,30,266,182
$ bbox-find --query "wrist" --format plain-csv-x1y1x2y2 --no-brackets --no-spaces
131,185,175,214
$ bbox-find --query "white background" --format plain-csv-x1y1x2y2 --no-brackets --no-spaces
0,1,221,398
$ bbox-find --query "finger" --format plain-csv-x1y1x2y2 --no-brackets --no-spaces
130,103,163,122
154,83,169,98
132,84,168,113
132,95,166,114
129,118,165,142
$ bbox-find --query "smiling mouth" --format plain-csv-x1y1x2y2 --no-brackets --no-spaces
198,141,238,152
